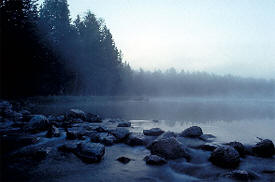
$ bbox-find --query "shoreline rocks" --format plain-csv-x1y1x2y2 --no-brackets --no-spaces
143,128,164,136
209,146,240,168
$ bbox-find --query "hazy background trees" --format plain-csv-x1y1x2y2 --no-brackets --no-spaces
1,0,275,98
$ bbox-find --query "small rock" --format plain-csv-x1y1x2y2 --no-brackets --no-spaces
252,139,275,158
148,137,190,160
144,155,167,165
46,125,60,138
209,146,240,168
180,126,203,138
75,142,105,163
117,121,131,127
143,128,164,136
222,170,258,181
116,156,131,164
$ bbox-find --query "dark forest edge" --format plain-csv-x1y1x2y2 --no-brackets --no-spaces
1,0,275,98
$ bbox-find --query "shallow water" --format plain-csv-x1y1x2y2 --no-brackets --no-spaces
9,96,275,182
32,96,275,144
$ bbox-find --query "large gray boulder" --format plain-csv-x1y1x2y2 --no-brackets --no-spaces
252,139,275,158
143,128,164,136
209,146,240,168
180,126,203,138
148,137,190,160
75,142,105,163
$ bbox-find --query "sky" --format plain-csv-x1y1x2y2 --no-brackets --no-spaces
65,0,275,78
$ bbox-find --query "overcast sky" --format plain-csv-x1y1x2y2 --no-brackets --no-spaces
65,0,275,78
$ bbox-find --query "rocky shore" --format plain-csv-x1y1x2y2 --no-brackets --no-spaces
0,100,275,182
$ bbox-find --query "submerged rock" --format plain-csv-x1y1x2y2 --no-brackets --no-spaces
116,156,131,164
252,139,275,158
75,142,105,163
143,128,164,136
148,137,190,160
209,146,240,168
180,126,203,138
117,121,131,127
144,155,167,165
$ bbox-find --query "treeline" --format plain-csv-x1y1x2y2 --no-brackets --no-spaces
0,0,131,97
1,0,274,98
125,68,275,97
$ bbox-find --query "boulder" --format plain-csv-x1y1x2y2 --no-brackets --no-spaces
226,141,245,157
143,128,164,136
116,156,131,164
125,133,144,146
209,146,240,168
66,109,87,120
75,142,105,163
86,113,102,123
90,132,117,146
144,155,167,165
46,125,60,138
252,139,275,158
66,127,86,140
109,128,130,142
148,137,190,160
117,121,131,127
25,115,51,133
180,126,203,138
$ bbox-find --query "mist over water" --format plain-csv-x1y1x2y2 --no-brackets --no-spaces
32,96,275,143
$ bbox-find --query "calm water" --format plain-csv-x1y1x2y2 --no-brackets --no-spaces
25,96,275,182
32,96,275,144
